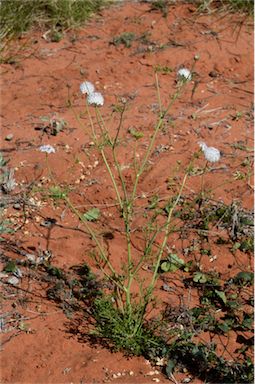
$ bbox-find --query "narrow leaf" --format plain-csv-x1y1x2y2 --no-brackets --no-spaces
83,208,100,222
215,290,227,304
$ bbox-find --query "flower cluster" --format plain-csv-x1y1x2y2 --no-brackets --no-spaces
80,80,104,106
80,81,95,95
199,142,221,163
177,68,192,81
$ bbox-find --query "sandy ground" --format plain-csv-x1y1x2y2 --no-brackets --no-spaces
0,1,253,383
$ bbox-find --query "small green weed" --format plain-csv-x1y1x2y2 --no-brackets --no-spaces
3,260,18,273
150,0,170,17
231,111,243,120
111,32,136,48
167,341,253,383
36,115,67,136
162,266,254,381
230,141,254,151
48,185,68,200
0,153,8,168
154,64,173,74
0,219,13,240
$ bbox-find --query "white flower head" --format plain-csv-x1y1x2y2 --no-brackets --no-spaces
39,144,56,154
80,81,95,95
177,68,192,81
198,142,220,163
87,92,104,107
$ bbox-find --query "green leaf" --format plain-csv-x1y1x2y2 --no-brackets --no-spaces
169,253,185,267
4,261,17,273
128,128,144,139
242,315,253,330
218,322,230,332
184,260,193,272
148,195,159,209
166,359,176,377
193,272,207,284
160,254,185,273
215,290,227,304
160,261,170,272
83,208,100,222
49,186,67,199
235,271,253,283
40,116,50,122
232,242,241,251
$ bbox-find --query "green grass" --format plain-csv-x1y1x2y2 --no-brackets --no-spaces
218,0,253,13
0,0,108,42
196,0,253,14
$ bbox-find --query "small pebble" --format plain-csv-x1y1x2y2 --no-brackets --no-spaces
13,203,21,210
8,276,20,286
183,378,192,383
25,253,36,263
162,283,172,292
209,70,219,78
5,133,14,141
147,370,160,376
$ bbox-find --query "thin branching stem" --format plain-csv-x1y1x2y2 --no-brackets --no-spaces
145,173,188,302
64,196,117,277
131,83,183,204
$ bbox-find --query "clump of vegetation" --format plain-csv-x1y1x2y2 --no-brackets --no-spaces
110,32,136,48
0,0,106,42
149,0,170,18
196,0,253,15
91,296,166,356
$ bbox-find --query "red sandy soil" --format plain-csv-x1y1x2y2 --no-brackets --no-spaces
0,1,253,383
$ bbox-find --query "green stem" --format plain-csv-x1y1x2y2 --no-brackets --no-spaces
131,85,183,204
86,105,123,210
45,153,56,185
200,161,208,200
123,215,133,319
145,173,188,302
155,72,162,115
111,107,128,205
100,149,123,210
